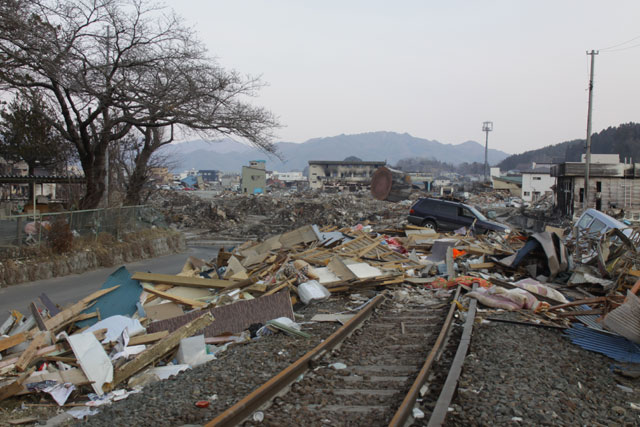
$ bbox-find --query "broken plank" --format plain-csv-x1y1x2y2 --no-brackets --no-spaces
469,262,495,269
29,302,47,331
133,272,238,289
8,417,39,425
0,332,27,352
15,331,49,372
142,284,207,309
265,280,294,296
39,293,60,316
0,344,63,371
112,312,215,387
44,286,119,330
128,331,169,346
0,367,34,402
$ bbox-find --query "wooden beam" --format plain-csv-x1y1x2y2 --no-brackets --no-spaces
0,332,27,352
132,272,240,289
112,312,215,387
142,284,207,309
15,331,49,372
44,286,119,330
127,331,169,346
0,367,34,402
29,302,47,331
469,262,495,269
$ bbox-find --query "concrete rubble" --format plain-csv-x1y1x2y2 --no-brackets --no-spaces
2,188,640,423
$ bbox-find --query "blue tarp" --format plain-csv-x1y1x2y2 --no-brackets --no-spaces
181,176,197,187
565,323,640,363
76,266,142,328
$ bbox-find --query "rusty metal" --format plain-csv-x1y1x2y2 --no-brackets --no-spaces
388,286,462,427
205,294,385,427
427,287,478,427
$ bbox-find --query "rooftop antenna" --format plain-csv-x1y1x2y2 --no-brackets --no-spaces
482,121,493,183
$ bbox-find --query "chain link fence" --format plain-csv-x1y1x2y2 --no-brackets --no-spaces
0,205,167,248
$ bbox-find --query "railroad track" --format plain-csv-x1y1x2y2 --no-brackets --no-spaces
205,286,477,427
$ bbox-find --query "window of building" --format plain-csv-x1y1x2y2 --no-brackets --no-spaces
523,191,531,196
533,177,541,181
596,181,602,192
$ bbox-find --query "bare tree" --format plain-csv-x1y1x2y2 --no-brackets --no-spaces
0,0,278,208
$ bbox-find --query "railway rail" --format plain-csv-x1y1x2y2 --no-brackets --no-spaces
205,286,477,426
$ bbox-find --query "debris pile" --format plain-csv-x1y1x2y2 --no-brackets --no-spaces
3,201,640,422
148,190,410,239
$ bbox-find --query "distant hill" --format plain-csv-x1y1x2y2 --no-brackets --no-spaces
165,131,510,172
498,123,640,171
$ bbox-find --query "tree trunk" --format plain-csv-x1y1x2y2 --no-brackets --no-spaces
78,148,107,210
27,163,35,203
124,146,153,206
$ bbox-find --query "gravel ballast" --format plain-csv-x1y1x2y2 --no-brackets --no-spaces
443,314,640,427
72,298,352,427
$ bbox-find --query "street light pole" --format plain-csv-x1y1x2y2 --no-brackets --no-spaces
482,121,493,183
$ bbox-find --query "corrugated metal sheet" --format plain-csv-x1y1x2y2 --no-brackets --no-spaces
565,324,640,363
603,291,640,344
147,291,293,337
576,304,607,332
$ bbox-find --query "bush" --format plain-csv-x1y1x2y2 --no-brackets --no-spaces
46,218,73,253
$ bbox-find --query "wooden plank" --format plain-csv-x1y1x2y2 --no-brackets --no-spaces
0,344,63,371
112,312,215,387
8,417,39,425
29,302,47,331
469,262,495,269
128,331,169,346
15,331,49,372
265,280,294,296
0,332,27,352
133,272,239,289
142,284,207,309
44,286,119,330
0,367,34,402
628,269,640,278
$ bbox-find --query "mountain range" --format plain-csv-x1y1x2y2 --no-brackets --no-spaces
163,131,510,173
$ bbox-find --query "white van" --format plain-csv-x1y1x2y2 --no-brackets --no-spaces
572,208,631,238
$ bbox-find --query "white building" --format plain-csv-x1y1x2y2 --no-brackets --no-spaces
521,164,555,202
272,171,304,182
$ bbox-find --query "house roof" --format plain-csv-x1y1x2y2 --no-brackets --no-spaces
521,166,551,174
308,160,386,166
493,175,523,185
0,175,86,184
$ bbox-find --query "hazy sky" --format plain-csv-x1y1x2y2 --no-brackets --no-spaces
166,1,640,154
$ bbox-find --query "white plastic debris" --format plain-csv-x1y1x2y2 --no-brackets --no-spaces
67,407,98,420
177,334,215,367
84,315,146,343
413,408,425,419
329,362,347,370
253,411,264,422
298,280,331,304
62,332,113,396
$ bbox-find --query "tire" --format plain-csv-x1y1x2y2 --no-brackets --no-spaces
422,219,437,231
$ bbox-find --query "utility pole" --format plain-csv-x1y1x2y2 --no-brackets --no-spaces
482,121,493,183
584,50,598,211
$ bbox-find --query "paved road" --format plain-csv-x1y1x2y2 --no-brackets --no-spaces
0,245,221,318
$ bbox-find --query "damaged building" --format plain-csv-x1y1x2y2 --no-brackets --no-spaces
241,160,267,195
308,160,386,191
552,154,640,217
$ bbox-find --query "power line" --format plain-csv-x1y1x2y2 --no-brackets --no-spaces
601,42,640,53
599,34,640,52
